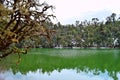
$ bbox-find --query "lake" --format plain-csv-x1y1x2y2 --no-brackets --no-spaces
0,48,120,80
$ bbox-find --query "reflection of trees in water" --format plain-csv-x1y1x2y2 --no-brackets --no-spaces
6,65,120,80
109,71,118,80
1,66,120,80
5,67,120,80
0,63,120,80
1,49,120,80
75,67,119,80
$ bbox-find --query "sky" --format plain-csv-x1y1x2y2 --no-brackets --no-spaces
43,0,120,25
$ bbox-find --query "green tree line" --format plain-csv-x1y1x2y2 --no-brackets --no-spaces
33,13,120,48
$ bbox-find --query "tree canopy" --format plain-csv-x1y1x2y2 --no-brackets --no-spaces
36,13,120,48
0,0,55,58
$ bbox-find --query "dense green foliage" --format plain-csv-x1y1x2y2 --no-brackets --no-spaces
34,13,120,48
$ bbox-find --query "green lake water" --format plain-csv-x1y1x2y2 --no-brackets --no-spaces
0,48,120,80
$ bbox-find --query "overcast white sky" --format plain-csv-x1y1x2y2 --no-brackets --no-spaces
43,0,120,24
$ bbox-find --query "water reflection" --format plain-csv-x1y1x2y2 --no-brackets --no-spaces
0,68,119,80
1,49,120,80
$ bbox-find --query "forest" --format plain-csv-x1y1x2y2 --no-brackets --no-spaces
0,0,120,59
20,13,120,48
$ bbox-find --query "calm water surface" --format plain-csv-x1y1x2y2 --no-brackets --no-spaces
0,49,120,80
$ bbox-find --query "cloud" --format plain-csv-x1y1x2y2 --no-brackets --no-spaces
57,10,112,25
42,0,120,24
